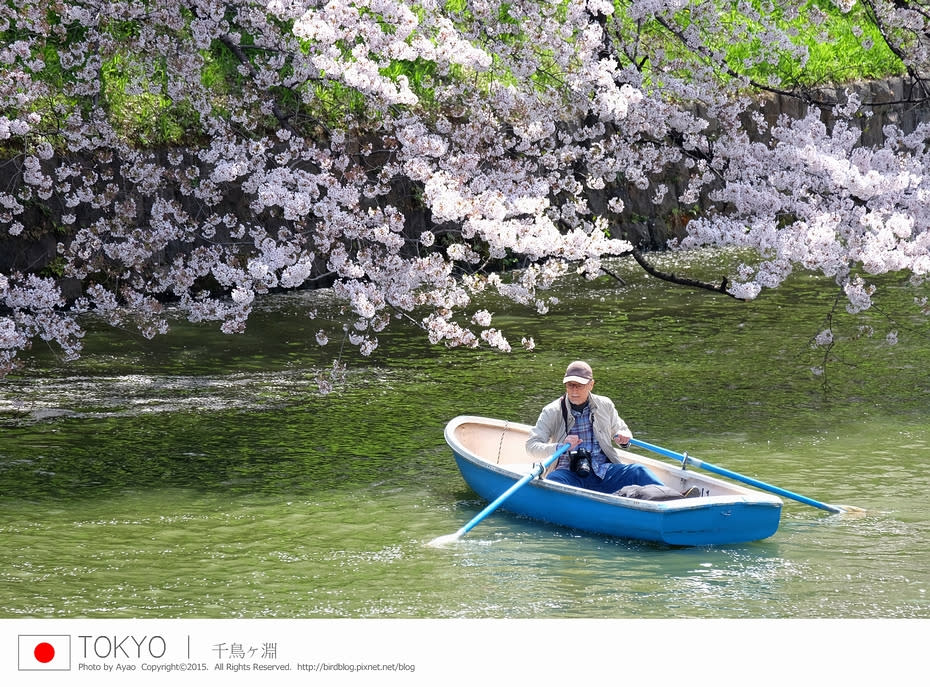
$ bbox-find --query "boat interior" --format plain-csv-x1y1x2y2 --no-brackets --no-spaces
450,417,753,498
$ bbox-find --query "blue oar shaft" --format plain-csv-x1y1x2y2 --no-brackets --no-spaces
454,443,570,538
628,438,842,514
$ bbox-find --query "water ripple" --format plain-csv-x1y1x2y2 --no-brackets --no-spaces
1,371,318,424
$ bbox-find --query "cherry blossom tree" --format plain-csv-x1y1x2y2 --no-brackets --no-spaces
2,0,929,384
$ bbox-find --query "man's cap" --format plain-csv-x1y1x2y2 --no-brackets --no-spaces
562,360,593,384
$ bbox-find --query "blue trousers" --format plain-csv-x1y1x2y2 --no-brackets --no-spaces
547,463,664,494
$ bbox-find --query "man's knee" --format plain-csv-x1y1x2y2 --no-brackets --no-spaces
628,464,663,485
546,469,580,487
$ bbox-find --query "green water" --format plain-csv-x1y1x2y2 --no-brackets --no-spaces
1,251,929,619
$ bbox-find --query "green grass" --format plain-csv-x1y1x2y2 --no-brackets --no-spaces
720,0,903,88
101,54,202,147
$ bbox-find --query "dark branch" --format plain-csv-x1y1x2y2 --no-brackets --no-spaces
628,247,741,299
219,35,297,135
599,265,626,286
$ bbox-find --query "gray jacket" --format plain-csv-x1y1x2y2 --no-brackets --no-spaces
525,392,631,464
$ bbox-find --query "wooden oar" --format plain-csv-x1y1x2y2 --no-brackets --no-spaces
429,443,570,546
628,438,865,514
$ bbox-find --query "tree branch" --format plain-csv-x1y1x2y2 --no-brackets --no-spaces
627,247,741,299
218,34,297,135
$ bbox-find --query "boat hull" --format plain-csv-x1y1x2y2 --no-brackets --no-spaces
447,416,782,546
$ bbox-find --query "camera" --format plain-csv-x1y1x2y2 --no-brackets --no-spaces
569,448,593,477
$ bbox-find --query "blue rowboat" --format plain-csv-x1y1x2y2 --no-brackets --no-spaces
445,415,782,546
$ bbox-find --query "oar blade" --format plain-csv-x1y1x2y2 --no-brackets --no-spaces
831,504,867,516
427,531,465,548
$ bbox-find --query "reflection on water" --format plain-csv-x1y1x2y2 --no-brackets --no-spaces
1,252,929,618
0,372,316,421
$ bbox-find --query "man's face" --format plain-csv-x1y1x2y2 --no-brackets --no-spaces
564,380,593,405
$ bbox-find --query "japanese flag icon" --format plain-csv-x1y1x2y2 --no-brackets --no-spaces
18,635,71,671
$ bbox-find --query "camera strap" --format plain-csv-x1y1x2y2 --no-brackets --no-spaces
560,394,570,438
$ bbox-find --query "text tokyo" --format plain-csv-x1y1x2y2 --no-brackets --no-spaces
78,635,167,660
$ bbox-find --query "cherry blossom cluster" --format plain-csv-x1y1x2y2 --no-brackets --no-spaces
2,0,929,382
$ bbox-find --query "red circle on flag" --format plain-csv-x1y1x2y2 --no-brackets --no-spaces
34,642,55,663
